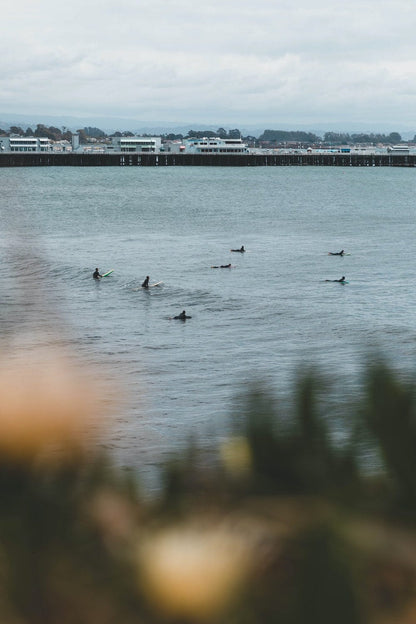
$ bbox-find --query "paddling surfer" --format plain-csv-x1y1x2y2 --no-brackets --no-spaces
329,250,345,256
212,264,232,268
231,245,245,252
325,276,346,282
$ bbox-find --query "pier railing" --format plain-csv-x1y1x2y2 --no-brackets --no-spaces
0,152,415,167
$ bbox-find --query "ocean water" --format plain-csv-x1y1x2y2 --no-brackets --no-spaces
1,165,416,484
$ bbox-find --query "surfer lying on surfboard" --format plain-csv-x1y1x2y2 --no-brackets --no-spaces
211,264,232,268
231,245,245,252
325,276,347,283
328,250,345,256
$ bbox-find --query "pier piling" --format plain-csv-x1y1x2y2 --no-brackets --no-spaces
0,152,414,167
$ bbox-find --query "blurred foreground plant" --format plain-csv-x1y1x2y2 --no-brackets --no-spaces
1,352,416,623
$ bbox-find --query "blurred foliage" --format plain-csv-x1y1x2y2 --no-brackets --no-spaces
2,359,416,623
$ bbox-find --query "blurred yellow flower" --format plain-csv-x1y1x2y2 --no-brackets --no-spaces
139,524,250,620
0,346,108,462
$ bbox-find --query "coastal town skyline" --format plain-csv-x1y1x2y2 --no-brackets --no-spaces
2,0,416,130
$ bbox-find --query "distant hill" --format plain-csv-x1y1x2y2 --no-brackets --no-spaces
0,113,228,136
0,112,414,140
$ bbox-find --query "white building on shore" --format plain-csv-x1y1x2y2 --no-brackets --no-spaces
0,136,53,152
108,136,161,152
185,137,249,154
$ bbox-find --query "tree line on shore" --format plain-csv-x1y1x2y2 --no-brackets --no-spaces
0,123,413,145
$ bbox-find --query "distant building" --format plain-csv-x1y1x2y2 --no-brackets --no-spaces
72,134,80,152
51,140,72,152
161,140,185,153
0,136,53,152
185,137,248,154
387,144,410,154
109,136,161,152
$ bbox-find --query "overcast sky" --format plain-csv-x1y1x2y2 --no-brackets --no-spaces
2,0,416,131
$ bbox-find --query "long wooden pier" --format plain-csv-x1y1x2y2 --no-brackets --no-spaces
0,152,415,167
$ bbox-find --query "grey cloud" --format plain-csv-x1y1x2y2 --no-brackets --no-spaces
1,0,416,127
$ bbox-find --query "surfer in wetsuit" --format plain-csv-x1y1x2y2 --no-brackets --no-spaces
212,264,232,268
142,276,150,288
174,310,191,320
325,276,346,282
93,268,102,279
231,245,245,252
329,250,345,256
